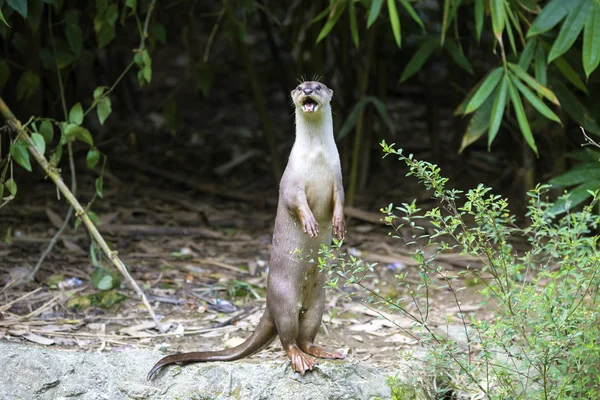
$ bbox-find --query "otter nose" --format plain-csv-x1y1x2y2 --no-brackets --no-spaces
303,88,313,95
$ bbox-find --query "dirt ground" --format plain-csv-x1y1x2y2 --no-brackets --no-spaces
0,159,495,372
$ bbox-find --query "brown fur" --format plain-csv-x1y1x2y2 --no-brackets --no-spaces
147,81,344,379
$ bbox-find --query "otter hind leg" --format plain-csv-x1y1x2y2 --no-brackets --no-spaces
297,290,345,360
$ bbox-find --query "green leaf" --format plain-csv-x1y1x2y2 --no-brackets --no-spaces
464,67,503,114
16,71,40,100
400,38,437,82
488,74,509,150
527,0,573,37
66,23,83,56
27,0,43,33
152,23,166,44
549,179,600,215
441,0,462,45
549,162,600,187
490,0,505,42
444,39,473,74
163,100,177,135
518,39,537,69
197,62,214,97
398,0,424,31
338,96,394,139
551,78,600,134
507,78,538,155
31,133,46,156
507,63,560,105
39,120,54,143
5,178,17,196
474,0,484,42
349,1,359,49
316,0,347,43
509,73,561,125
64,124,93,146
10,140,32,172
97,97,111,125
7,0,27,19
95,176,104,198
69,102,83,125
367,0,384,28
86,148,101,169
125,0,136,10
583,4,600,78
387,0,401,47
553,56,588,94
534,45,548,86
93,86,107,100
0,9,9,27
459,92,495,153
0,60,9,90
548,0,590,63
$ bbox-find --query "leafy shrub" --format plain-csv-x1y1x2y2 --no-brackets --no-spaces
320,141,600,399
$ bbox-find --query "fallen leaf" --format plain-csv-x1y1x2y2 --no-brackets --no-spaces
23,332,55,345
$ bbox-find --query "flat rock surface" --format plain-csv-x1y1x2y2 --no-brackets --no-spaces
0,341,403,400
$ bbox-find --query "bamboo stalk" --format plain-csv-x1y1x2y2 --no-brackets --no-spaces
0,98,164,332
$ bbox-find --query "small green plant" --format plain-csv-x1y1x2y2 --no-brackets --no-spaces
319,141,600,399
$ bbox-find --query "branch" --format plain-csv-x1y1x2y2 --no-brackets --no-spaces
0,98,164,333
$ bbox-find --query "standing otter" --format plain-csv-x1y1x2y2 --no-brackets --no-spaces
148,81,345,379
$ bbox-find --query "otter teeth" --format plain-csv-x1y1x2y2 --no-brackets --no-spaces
302,98,318,113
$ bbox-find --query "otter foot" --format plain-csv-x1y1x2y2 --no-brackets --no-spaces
299,208,319,238
299,343,346,359
332,211,345,239
286,346,319,374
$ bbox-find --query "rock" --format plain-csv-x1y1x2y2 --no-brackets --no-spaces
0,342,421,399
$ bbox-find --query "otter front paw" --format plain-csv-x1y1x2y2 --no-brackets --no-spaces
301,212,319,238
332,212,345,239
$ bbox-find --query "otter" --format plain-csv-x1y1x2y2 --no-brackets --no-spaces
148,81,345,379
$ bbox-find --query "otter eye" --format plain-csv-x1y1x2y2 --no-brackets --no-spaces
316,85,321,91
297,86,302,91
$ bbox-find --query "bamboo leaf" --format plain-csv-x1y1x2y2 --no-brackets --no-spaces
549,179,600,215
475,0,484,42
0,9,9,27
400,38,437,82
507,79,538,155
551,78,600,134
367,0,384,28
6,0,27,19
549,162,600,188
459,94,495,153
398,0,424,31
387,0,401,47
508,63,560,105
548,0,590,63
349,1,359,48
464,67,503,114
527,0,574,37
583,3,600,78
444,39,474,74
490,0,505,42
518,39,537,69
509,73,562,124
553,56,589,94
488,74,508,150
316,0,347,43
534,45,548,86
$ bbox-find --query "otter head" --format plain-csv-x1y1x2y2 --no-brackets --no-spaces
291,81,333,116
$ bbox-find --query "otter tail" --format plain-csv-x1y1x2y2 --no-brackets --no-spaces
147,310,277,380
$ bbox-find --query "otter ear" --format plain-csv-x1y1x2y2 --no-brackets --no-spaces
329,88,334,96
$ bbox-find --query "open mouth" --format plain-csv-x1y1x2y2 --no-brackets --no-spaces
302,97,318,113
